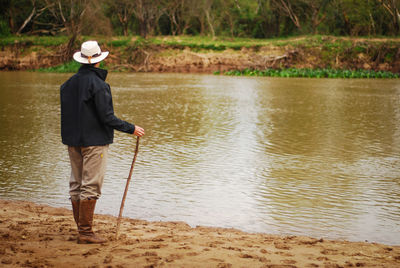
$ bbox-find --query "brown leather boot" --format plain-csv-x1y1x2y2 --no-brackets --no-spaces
71,199,80,228
77,199,107,244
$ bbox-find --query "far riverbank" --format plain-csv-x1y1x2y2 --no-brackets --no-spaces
1,35,399,76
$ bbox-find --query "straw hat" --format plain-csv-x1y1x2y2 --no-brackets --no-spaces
73,41,109,64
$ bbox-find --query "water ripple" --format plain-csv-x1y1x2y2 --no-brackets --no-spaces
0,73,399,245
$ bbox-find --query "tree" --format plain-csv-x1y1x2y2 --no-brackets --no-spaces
2,0,38,34
271,0,302,30
47,0,90,60
2,0,400,38
202,0,216,38
130,0,164,38
162,0,182,35
302,0,331,34
377,0,400,34
338,0,379,35
105,0,135,36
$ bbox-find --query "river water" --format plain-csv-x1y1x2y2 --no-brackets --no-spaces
0,72,399,245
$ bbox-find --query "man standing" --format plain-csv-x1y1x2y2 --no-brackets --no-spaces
60,40,145,244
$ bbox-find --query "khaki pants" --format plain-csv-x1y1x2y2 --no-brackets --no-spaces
68,145,109,200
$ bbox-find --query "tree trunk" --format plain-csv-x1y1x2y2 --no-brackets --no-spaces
311,12,326,34
117,13,129,36
8,9,15,33
369,11,376,35
199,16,205,35
64,32,77,62
172,13,178,35
17,7,36,35
204,9,215,38
395,7,400,34
140,19,147,38
276,0,301,29
378,0,400,34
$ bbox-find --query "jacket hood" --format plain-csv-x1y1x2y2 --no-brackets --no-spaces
78,64,108,81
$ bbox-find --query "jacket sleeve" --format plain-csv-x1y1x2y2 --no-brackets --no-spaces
93,84,135,134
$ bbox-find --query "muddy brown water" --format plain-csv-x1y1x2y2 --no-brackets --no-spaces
0,72,399,245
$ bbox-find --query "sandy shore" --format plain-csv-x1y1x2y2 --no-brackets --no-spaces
0,199,399,267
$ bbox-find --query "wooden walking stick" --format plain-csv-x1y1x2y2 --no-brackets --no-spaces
116,136,140,240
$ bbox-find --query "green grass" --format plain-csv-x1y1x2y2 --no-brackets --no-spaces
36,60,110,73
106,38,132,47
2,34,400,52
219,68,399,79
149,35,288,50
36,61,81,73
0,35,68,46
35,61,107,73
3,34,399,74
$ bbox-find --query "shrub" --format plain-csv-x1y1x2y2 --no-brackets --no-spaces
222,68,399,79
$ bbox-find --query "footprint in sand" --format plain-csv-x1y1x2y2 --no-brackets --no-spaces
238,253,254,259
123,239,140,246
208,258,224,262
207,242,220,248
274,241,291,250
16,221,30,225
151,238,164,242
281,259,297,265
165,253,183,262
320,249,338,255
139,244,167,249
177,245,192,250
217,263,232,268
257,256,270,263
276,251,294,257
142,251,158,257
222,246,242,252
145,256,162,263
126,253,141,258
40,236,54,241
9,245,17,253
111,248,132,254
1,258,13,265
83,248,100,256
143,252,162,263
103,254,113,264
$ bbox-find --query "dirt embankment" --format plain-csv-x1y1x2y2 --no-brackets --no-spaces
0,199,400,267
1,37,400,73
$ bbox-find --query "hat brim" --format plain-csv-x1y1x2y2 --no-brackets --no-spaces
73,51,109,64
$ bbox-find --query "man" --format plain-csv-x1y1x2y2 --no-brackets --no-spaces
60,40,145,244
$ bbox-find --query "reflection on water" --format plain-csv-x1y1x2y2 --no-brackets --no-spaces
0,72,399,245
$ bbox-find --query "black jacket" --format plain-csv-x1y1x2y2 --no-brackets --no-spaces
60,65,135,146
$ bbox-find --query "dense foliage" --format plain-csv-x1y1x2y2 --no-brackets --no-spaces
221,68,400,78
1,0,400,38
